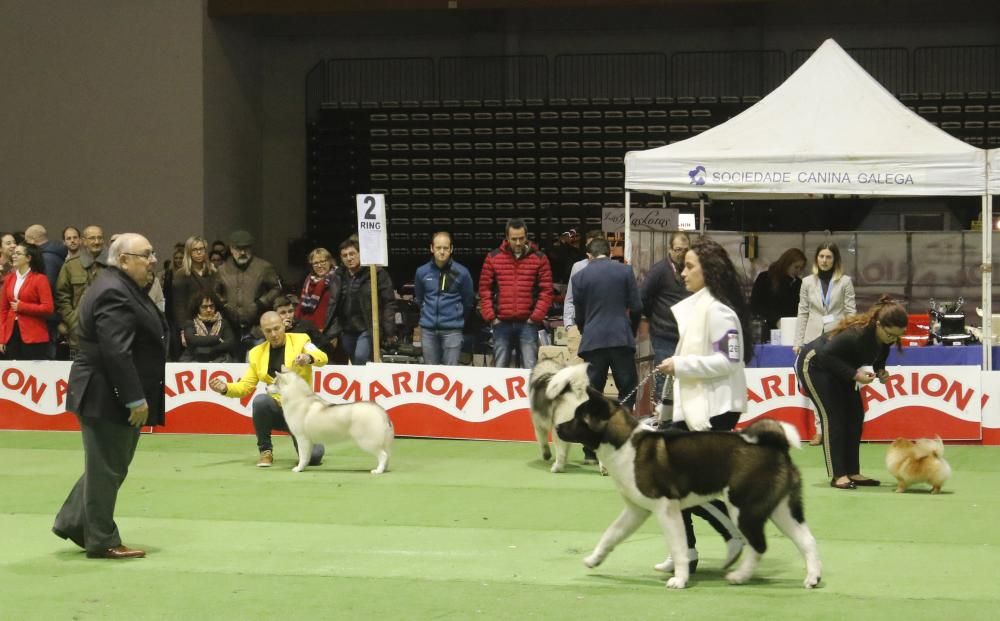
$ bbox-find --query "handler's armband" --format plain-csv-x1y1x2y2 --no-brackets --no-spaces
712,329,742,362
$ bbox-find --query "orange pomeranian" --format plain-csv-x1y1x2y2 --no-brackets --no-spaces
885,437,952,494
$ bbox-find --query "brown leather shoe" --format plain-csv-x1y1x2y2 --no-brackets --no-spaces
86,545,146,559
257,449,273,468
809,433,823,446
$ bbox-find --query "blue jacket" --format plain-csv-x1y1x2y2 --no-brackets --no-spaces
415,258,474,330
572,257,642,354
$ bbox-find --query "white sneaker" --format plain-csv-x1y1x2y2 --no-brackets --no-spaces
654,548,698,573
722,537,744,569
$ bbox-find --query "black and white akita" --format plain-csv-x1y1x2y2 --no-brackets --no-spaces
549,363,822,589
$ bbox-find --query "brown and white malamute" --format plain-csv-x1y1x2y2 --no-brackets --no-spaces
549,363,822,589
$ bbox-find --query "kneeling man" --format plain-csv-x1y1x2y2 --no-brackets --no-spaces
209,311,328,467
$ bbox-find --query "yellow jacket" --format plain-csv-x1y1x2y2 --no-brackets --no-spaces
224,332,328,402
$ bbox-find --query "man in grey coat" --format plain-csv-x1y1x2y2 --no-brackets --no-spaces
53,233,168,559
215,230,282,359
571,237,642,409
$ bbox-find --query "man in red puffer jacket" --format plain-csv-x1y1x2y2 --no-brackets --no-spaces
479,218,553,368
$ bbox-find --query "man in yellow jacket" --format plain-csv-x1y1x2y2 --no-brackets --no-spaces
209,311,328,467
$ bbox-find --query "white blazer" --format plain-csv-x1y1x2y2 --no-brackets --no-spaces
670,288,747,430
794,273,856,347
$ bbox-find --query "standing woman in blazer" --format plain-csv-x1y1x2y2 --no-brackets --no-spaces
654,236,753,575
795,295,907,489
0,243,55,359
793,242,856,444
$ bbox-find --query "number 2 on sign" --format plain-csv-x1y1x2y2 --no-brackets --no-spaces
364,196,376,219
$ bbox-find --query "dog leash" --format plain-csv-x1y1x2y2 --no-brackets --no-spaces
619,368,663,409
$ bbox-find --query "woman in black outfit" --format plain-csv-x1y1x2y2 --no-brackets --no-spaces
750,247,806,330
795,295,907,489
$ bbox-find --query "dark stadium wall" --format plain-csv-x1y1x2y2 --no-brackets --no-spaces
0,0,207,263
253,2,1000,277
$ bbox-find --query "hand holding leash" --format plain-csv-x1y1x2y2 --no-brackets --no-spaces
656,357,675,376
877,369,890,384
292,353,313,367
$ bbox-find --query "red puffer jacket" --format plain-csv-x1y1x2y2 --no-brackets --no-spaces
478,240,554,324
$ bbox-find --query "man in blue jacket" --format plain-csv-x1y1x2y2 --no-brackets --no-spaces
571,236,642,409
414,231,474,365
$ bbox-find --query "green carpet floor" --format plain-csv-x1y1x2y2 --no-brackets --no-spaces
1,430,997,620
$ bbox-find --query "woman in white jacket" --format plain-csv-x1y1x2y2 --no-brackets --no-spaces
654,236,752,576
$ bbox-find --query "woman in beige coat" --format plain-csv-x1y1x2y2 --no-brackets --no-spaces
793,241,856,444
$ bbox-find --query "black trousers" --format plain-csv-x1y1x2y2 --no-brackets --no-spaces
54,415,141,553
795,349,864,479
580,346,638,408
5,323,50,360
668,411,742,548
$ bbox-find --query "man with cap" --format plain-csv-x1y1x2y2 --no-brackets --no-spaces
215,230,282,360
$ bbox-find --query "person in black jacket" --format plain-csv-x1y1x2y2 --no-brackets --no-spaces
750,247,806,330
53,233,168,559
795,295,908,490
179,291,235,362
640,232,691,399
329,239,395,364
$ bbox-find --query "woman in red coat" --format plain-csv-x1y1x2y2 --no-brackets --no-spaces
0,243,55,359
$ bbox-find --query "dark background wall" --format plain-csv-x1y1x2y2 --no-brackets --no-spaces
2,0,998,277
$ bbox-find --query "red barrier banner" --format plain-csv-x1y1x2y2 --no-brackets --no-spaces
0,363,991,444
740,366,984,441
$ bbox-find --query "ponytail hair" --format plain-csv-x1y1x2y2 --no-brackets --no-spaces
830,294,909,351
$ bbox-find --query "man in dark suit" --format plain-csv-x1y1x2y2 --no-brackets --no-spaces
571,236,642,409
53,233,167,559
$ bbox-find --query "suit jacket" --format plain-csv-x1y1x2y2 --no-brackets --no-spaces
224,332,328,404
1,271,55,344
794,274,856,347
572,257,642,354
66,267,169,426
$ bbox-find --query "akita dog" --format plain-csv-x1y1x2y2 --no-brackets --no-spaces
550,363,822,589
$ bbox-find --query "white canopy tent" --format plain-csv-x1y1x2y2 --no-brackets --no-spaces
624,39,992,368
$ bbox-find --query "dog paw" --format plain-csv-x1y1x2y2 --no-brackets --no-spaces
725,569,751,585
370,468,385,474
804,574,821,589
599,464,608,476
550,461,565,473
292,466,304,473
542,447,552,461
583,554,602,568
666,576,688,589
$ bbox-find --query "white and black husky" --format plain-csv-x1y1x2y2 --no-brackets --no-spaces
549,363,822,589
267,368,394,474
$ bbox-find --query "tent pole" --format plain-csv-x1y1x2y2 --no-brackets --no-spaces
699,197,705,233
624,191,632,264
984,194,993,371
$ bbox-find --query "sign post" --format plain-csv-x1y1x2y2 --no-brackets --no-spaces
356,193,388,363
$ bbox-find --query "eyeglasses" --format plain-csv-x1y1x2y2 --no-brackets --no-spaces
311,259,330,266
200,303,216,309
123,251,156,260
